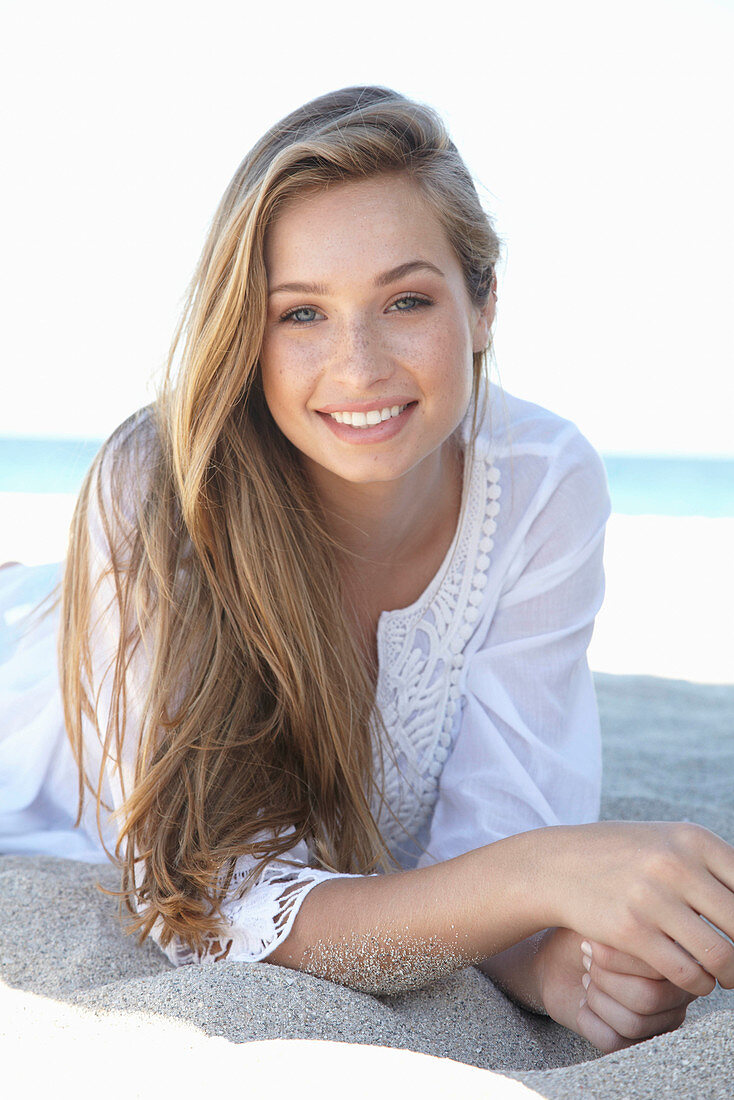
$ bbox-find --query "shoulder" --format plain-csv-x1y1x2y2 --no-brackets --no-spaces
99,405,162,476
85,405,166,551
93,405,163,503
464,387,610,579
476,386,602,469
471,385,608,507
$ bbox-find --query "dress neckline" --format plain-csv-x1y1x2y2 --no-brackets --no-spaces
376,436,476,634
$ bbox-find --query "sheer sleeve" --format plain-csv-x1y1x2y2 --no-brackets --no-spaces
418,427,610,866
158,845,355,965
82,416,354,965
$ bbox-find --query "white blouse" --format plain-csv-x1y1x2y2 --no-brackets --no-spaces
0,386,610,967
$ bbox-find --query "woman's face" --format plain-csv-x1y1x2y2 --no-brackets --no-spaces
260,173,493,492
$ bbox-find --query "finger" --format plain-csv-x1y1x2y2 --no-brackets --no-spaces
585,966,695,1015
584,940,666,980
584,980,689,1041
661,907,734,989
700,872,734,939
622,923,717,997
575,1000,635,1054
655,825,734,973
686,880,734,982
698,826,734,895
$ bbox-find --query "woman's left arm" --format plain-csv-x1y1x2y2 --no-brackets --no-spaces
420,427,610,871
420,427,693,1048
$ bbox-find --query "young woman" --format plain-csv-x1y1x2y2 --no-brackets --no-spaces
1,86,733,1055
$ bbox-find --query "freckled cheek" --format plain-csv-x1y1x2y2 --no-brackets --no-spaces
260,343,325,410
407,326,473,393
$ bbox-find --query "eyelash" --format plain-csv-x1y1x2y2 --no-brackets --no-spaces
279,294,433,326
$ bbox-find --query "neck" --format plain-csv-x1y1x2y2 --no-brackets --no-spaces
305,439,464,569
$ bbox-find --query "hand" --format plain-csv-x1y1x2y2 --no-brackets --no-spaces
543,821,734,997
577,939,695,1050
538,928,696,1053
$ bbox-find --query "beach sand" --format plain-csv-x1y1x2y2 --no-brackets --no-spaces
2,674,733,1098
1,495,733,1097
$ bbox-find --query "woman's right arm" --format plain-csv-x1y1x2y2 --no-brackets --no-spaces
79,425,734,997
268,820,734,1000
76,422,368,966
269,826,550,990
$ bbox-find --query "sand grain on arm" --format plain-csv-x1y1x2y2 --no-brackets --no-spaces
299,929,478,996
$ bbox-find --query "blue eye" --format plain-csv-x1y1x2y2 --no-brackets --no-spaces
281,306,321,325
388,295,431,312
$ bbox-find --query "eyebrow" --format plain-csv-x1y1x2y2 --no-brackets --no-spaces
267,259,446,297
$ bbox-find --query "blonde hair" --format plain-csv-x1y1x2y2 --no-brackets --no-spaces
60,85,501,953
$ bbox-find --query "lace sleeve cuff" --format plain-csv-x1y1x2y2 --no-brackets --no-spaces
154,846,358,966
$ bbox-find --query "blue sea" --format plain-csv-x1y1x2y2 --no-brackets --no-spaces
0,437,733,517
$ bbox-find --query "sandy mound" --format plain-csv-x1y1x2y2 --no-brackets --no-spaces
2,673,733,1099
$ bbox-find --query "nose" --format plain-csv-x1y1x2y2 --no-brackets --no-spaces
330,316,394,391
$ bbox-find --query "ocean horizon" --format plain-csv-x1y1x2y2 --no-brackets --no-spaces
1,436,733,518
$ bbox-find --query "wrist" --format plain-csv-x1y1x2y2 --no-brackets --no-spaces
521,825,578,931
499,824,571,934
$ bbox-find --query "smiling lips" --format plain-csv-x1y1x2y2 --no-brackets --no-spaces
317,400,417,441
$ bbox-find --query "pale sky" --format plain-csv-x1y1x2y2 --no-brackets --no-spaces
1,0,732,454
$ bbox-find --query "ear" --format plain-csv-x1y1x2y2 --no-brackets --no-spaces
472,276,497,353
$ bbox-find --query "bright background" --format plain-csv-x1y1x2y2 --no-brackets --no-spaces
1,0,732,454
1,0,732,684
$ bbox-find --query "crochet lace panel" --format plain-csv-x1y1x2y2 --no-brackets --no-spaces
372,448,501,851
156,852,356,966
158,449,501,965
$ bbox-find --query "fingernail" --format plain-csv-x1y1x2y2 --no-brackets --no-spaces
580,941,593,958
582,973,591,990
579,996,587,1009
582,954,591,972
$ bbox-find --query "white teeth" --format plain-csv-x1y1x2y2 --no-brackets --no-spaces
329,404,410,427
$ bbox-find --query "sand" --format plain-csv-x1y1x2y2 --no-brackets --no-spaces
2,495,733,1095
2,672,733,1099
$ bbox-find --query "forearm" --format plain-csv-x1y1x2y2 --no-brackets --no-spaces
267,828,556,994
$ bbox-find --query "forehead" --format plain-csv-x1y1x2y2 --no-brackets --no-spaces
264,173,459,281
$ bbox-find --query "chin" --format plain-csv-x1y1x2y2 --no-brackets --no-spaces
332,465,407,486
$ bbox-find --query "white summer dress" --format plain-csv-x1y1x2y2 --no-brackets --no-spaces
0,387,610,966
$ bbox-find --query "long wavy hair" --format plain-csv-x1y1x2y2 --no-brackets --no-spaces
59,85,502,953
